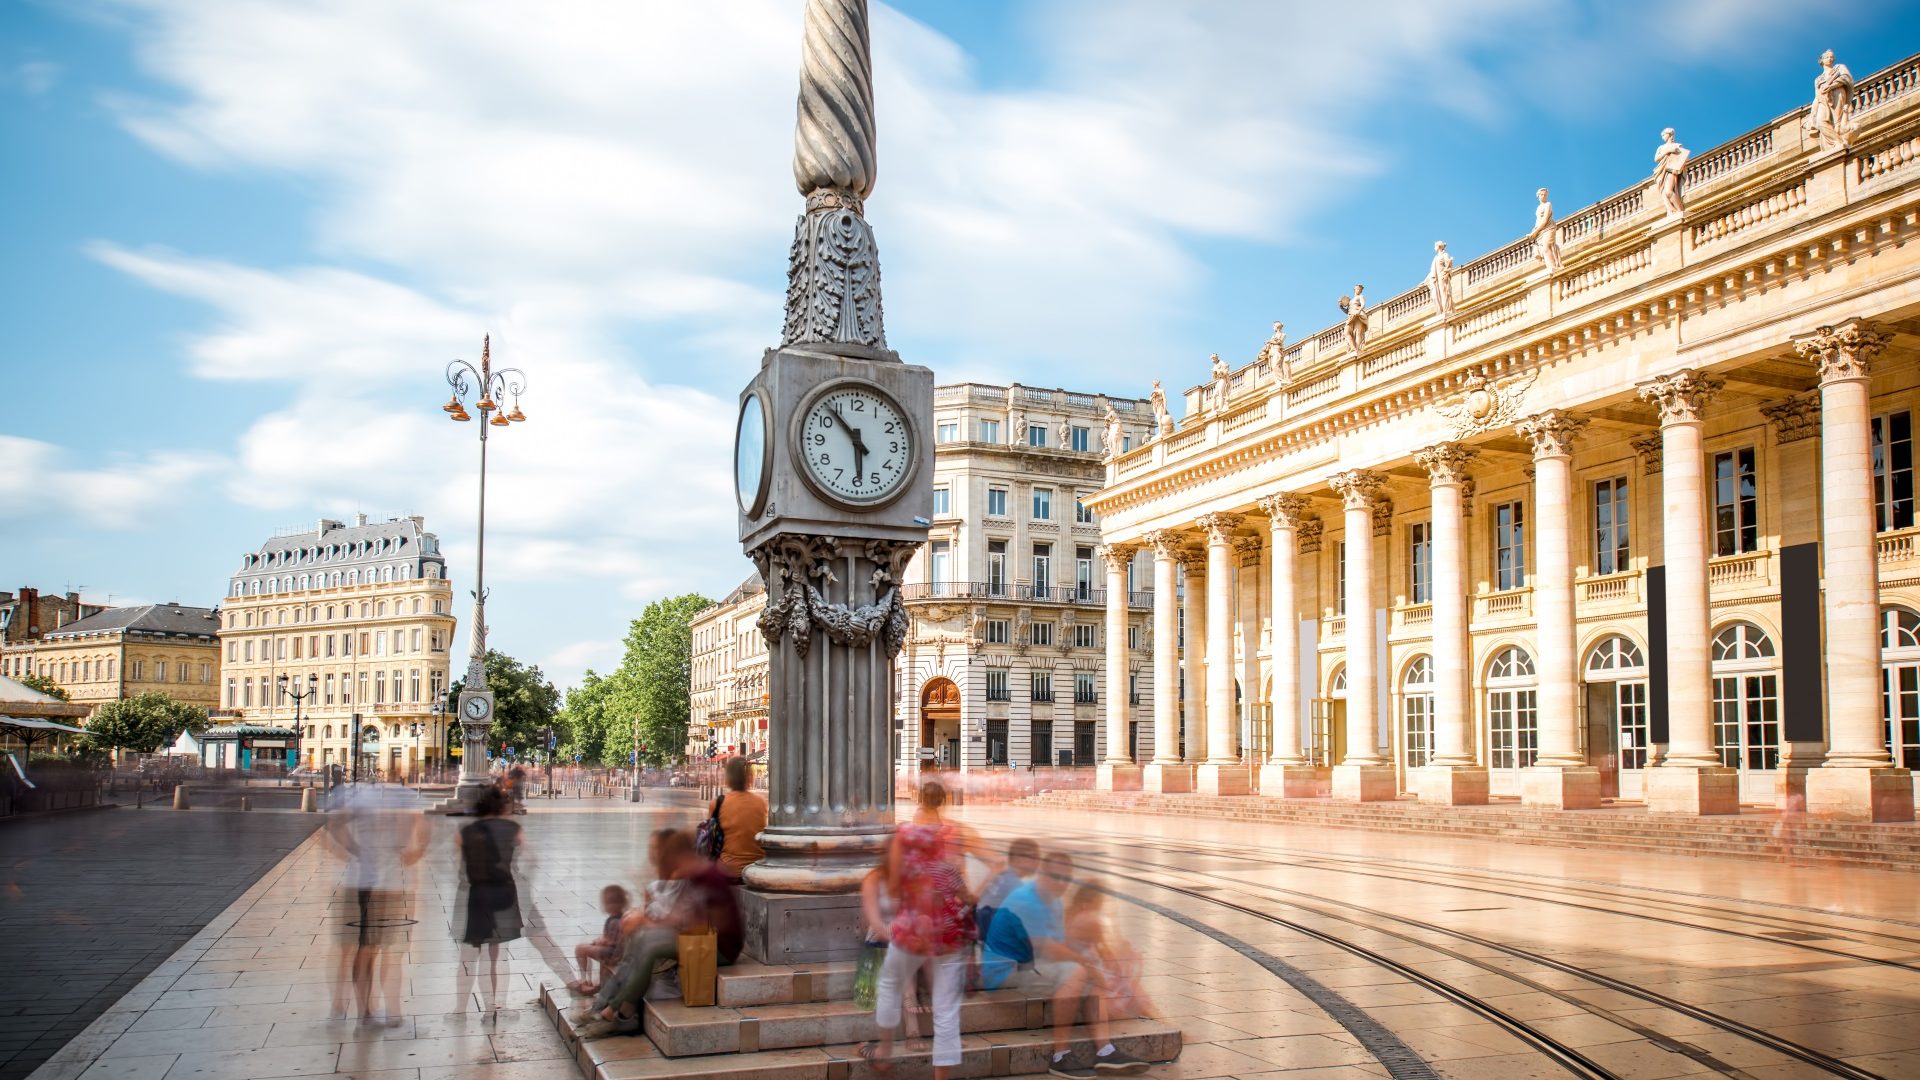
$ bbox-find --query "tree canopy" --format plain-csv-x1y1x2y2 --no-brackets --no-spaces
16,672,69,701
449,649,562,762
557,592,713,766
86,693,204,753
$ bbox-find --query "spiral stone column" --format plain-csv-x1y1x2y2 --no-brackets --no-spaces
1794,321,1915,821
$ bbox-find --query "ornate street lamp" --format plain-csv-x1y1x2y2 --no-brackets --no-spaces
437,335,528,812
278,672,317,784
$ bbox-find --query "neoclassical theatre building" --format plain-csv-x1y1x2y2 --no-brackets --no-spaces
1087,50,1920,821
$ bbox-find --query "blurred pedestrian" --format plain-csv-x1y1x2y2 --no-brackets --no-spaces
454,785,524,1012
324,783,429,1024
866,780,974,1078
708,756,767,882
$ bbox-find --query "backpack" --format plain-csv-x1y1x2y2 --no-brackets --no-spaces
696,793,726,861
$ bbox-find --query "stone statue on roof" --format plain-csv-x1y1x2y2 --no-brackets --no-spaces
1337,284,1368,355
1427,242,1455,320
1531,188,1563,274
1150,380,1172,437
1652,128,1690,216
1210,353,1232,412
1806,49,1858,151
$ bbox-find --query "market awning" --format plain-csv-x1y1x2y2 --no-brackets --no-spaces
0,716,88,736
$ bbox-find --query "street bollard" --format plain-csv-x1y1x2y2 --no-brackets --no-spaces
300,788,318,813
172,783,190,810
240,796,252,811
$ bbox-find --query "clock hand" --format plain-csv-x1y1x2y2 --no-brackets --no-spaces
830,405,869,454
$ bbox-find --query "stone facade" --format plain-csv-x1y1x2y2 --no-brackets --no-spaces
13,604,222,715
689,576,769,760
1092,52,1920,821
218,515,458,778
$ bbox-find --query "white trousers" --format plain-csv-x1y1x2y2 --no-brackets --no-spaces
873,946,966,1067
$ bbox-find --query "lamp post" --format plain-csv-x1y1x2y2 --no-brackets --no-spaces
430,700,446,784
437,335,528,812
278,672,317,784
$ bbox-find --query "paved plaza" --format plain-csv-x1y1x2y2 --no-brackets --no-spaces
12,797,1918,1080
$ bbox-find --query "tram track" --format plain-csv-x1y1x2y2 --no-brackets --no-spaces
1066,843,1894,1080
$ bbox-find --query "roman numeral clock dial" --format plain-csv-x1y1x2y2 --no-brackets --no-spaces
797,382,915,507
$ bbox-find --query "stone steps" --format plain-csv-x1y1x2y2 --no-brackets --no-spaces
540,986,1181,1080
1017,792,1920,872
643,989,1052,1056
718,961,859,1007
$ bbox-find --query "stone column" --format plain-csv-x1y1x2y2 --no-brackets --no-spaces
1637,371,1739,814
1195,513,1251,794
1235,534,1263,765
1142,531,1190,792
1181,552,1208,766
1414,444,1488,805
1516,412,1603,809
1329,470,1394,800
1097,543,1141,791
1794,322,1915,821
1256,493,1320,796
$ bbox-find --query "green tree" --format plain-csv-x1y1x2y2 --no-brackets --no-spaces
619,592,712,766
449,649,562,761
86,693,204,754
558,668,627,766
17,672,69,702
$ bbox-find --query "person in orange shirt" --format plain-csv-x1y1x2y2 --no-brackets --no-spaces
711,756,767,881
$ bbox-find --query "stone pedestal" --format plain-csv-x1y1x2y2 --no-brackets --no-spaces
1804,767,1916,823
738,889,865,966
1331,764,1397,802
1416,765,1488,806
1194,763,1252,796
1522,765,1603,810
1645,765,1740,815
1257,764,1326,799
1142,762,1192,793
1097,763,1143,792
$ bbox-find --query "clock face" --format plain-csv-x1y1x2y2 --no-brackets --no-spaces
797,382,915,506
463,696,491,721
735,391,770,517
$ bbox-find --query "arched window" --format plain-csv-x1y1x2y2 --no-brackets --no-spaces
1585,634,1650,772
1712,621,1779,771
1487,646,1537,771
1883,606,1920,769
1402,655,1433,769
1328,666,1347,699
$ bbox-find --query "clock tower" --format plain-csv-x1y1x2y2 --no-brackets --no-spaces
733,0,932,911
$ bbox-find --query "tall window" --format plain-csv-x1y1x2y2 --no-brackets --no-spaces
1712,621,1779,770
1028,424,1047,447
986,487,1008,517
1074,672,1097,704
929,541,951,593
1030,672,1053,702
1712,448,1758,556
1402,656,1433,768
1486,646,1538,771
1074,624,1096,648
1032,543,1052,591
1407,522,1432,605
1076,547,1095,601
988,541,1008,595
986,669,1009,701
936,422,959,443
1593,477,1630,575
931,487,950,516
1883,606,1920,770
986,619,1010,644
978,419,1000,444
1494,501,1527,591
1031,621,1055,647
1586,635,1649,770
1032,488,1052,520
375,671,386,705
1075,497,1096,525
1069,426,1090,452
1873,410,1915,532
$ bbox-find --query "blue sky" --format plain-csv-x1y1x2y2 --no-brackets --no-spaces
2,0,1914,689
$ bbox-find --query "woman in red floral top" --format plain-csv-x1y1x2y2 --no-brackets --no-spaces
865,780,973,1077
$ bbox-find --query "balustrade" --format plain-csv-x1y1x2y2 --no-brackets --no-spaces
1578,572,1639,605
1878,526,1919,566
1683,122,1775,189
1707,551,1771,588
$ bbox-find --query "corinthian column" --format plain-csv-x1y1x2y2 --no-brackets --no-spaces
1414,443,1488,805
1194,514,1251,794
1794,321,1914,821
1142,531,1190,792
1637,371,1739,814
1181,550,1207,766
1516,412,1603,809
1097,544,1142,791
1329,470,1395,800
1256,493,1321,796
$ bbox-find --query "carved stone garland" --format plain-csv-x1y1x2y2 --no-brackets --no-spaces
751,535,915,659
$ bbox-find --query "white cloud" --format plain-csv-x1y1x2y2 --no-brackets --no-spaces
0,435,224,528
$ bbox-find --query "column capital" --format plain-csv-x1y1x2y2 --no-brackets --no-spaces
1297,517,1325,554
1792,319,1890,383
1096,543,1137,570
1761,393,1821,444
1630,434,1663,473
1232,534,1263,561
1256,492,1314,530
1194,512,1243,546
1141,529,1184,559
1371,497,1394,537
1636,369,1723,425
1415,442,1477,486
1515,409,1588,460
1328,469,1386,510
